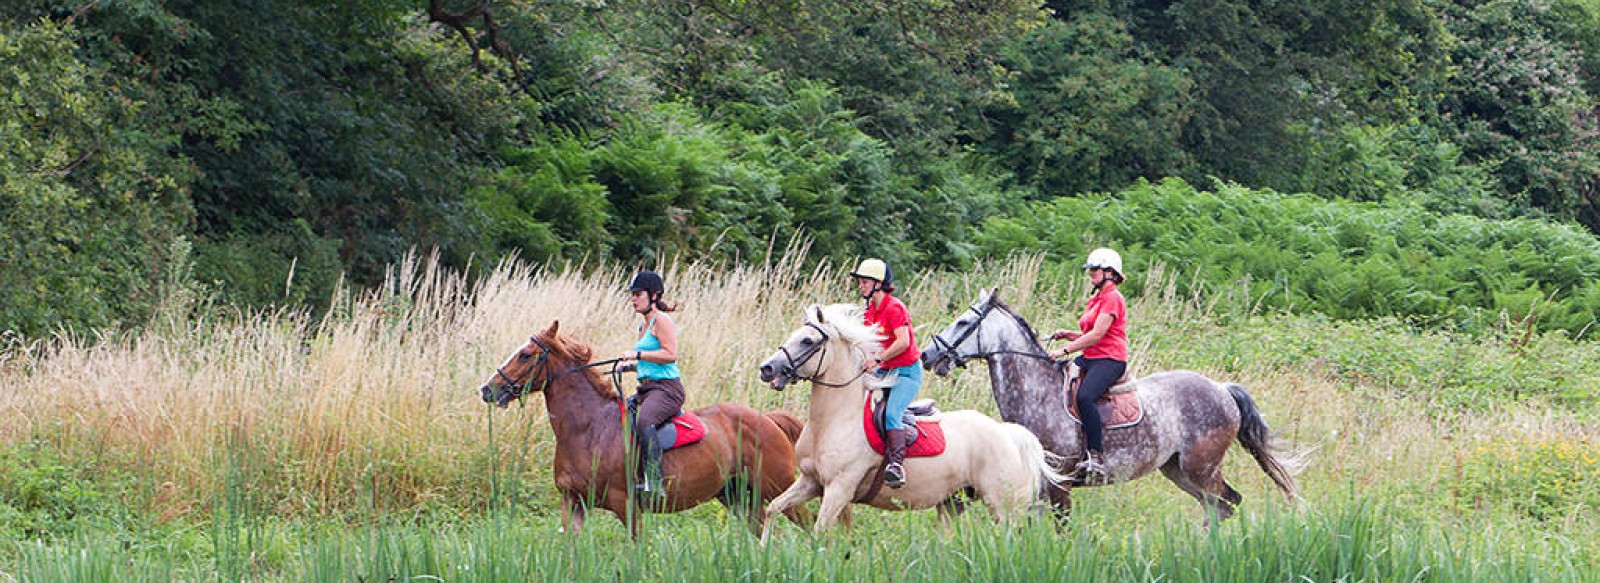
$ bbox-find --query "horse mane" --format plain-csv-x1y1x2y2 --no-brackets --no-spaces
990,295,1049,356
540,331,620,400
813,303,884,356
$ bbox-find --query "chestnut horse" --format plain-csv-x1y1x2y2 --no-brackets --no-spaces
479,321,808,537
920,289,1302,528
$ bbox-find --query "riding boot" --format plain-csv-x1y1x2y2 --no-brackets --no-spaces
884,429,909,488
1074,450,1109,484
635,425,666,502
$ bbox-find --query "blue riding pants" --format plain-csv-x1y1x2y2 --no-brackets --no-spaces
881,364,923,430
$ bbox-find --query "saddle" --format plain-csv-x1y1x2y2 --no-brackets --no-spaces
862,392,947,458
621,397,707,451
1064,361,1144,429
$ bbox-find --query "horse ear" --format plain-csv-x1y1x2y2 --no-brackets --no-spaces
541,321,560,338
810,304,825,324
988,287,1000,302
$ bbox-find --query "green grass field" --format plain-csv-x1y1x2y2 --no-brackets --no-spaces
3,252,1596,581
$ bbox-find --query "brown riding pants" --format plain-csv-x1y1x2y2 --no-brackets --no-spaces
633,378,687,431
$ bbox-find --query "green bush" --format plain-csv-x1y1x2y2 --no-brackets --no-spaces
977,177,1600,336
0,442,134,540
0,19,196,336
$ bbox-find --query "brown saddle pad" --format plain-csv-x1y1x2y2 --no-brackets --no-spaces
1064,370,1144,429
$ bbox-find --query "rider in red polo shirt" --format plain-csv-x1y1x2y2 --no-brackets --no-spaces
1048,248,1129,482
852,258,922,488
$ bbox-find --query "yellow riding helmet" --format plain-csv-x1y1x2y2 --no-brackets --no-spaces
850,258,892,285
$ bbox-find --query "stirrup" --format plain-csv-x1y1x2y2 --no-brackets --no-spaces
634,480,666,501
1072,453,1108,484
884,462,906,488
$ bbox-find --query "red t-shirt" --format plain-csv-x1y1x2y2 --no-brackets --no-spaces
1079,283,1128,361
864,294,920,369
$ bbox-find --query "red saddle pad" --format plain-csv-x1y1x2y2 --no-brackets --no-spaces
861,397,947,457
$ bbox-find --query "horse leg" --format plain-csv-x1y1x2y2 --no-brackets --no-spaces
1046,484,1073,529
1158,458,1236,529
1221,478,1243,507
812,481,861,535
757,458,815,529
560,491,587,535
601,488,645,540
761,475,821,545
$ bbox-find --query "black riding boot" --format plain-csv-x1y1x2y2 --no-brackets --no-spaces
884,429,909,488
635,425,666,501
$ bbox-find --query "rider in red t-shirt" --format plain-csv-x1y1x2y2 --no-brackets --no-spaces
1048,248,1129,482
852,258,922,488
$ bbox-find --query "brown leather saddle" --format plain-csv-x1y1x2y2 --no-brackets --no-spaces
1064,362,1144,429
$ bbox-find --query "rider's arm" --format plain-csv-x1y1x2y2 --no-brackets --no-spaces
878,324,912,366
637,313,680,363
1050,313,1113,359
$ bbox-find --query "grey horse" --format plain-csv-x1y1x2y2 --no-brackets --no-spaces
921,289,1302,527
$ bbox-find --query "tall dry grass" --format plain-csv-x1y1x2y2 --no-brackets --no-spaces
0,246,1033,519
1,247,1596,539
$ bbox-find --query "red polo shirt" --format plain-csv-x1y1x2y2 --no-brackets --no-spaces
864,294,920,369
1079,283,1128,361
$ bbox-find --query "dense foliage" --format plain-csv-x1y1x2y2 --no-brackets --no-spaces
981,178,1600,336
6,0,1600,337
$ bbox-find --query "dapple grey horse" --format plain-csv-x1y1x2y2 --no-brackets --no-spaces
920,289,1301,527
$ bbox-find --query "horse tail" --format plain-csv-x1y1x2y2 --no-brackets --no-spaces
1227,383,1304,504
763,409,805,444
1001,423,1071,498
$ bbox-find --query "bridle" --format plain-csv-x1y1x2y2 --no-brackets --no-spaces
928,299,1057,369
772,322,870,388
490,336,627,403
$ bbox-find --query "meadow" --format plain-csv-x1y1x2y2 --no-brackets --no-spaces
2,251,1597,581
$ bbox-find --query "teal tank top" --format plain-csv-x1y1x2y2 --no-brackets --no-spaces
634,315,680,380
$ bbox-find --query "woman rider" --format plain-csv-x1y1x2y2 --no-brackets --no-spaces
1047,248,1129,482
851,258,922,488
620,270,684,499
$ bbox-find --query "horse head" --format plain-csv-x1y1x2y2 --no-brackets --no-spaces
479,321,594,407
759,303,881,390
922,288,1000,377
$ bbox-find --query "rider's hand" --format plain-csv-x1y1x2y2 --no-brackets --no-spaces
621,350,640,361
1050,329,1070,341
862,358,881,373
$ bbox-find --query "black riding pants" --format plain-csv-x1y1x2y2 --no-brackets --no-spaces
1074,356,1127,453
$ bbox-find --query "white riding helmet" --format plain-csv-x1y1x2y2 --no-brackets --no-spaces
1083,248,1123,275
850,258,892,285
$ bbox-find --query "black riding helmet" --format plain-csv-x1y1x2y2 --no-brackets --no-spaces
629,270,665,300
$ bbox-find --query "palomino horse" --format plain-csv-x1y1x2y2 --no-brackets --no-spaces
756,304,1066,541
920,289,1302,527
479,321,808,537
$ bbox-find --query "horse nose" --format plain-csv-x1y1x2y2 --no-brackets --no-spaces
759,363,777,382
479,384,495,403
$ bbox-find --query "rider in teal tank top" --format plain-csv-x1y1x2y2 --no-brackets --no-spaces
622,270,686,501
634,314,680,380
